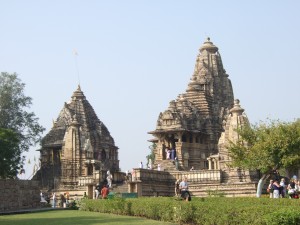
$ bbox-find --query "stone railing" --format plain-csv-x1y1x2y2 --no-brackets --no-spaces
111,171,126,183
132,168,221,183
132,169,173,182
170,170,221,183
78,170,126,186
129,169,221,197
78,176,95,186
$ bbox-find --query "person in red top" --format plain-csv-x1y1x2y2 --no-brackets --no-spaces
101,185,109,199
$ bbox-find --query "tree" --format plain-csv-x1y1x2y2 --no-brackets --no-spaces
0,128,22,178
0,72,45,178
228,119,300,197
146,143,156,168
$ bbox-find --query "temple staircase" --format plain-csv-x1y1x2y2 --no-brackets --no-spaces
189,182,258,197
154,160,180,171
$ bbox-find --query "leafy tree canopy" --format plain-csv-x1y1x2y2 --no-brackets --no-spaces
0,72,45,178
0,128,22,178
228,119,300,175
146,143,156,166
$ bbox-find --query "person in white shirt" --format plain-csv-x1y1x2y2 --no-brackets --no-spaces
52,193,56,208
179,177,191,201
280,178,286,198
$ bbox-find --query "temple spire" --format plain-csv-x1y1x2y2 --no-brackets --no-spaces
200,37,218,53
72,85,85,100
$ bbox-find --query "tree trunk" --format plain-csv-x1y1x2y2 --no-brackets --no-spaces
256,173,270,198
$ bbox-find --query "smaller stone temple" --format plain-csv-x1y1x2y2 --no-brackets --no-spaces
34,86,123,198
218,99,258,183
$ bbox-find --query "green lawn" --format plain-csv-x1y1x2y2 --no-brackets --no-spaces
0,210,177,225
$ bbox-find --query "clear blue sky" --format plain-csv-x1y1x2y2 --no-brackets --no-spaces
1,1,300,178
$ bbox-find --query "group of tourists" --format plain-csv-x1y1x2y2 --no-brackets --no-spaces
95,183,110,199
267,177,300,199
175,176,191,201
165,147,176,160
46,192,70,208
94,170,112,199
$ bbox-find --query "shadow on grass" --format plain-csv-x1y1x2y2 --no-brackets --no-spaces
0,210,176,225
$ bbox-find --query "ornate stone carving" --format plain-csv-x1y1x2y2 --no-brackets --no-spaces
34,85,119,191
149,38,235,171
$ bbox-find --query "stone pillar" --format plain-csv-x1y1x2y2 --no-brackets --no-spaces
93,185,96,199
136,182,142,197
183,152,189,169
156,142,163,161
85,165,88,176
176,141,183,160
208,159,212,170
192,134,196,143
129,182,142,197
212,159,216,170
178,132,182,142
92,163,96,178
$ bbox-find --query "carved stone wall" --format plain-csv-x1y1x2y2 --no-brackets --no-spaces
149,38,234,170
34,86,119,195
129,169,257,197
145,38,259,197
218,99,259,183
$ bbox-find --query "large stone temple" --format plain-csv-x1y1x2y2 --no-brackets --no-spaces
149,37,234,171
34,86,123,197
129,38,259,197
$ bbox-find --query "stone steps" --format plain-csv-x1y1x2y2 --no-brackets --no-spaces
154,160,180,171
138,178,257,197
189,182,257,197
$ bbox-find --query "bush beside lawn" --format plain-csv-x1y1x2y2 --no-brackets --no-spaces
79,197,300,225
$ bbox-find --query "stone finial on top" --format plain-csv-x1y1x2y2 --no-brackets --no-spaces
229,99,244,115
200,37,218,53
72,85,86,100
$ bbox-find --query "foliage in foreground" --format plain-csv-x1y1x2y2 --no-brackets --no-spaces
80,197,300,225
228,119,300,175
0,72,45,178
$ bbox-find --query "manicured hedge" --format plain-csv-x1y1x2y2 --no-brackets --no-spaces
79,197,300,225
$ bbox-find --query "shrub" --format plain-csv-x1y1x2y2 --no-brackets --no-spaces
79,197,300,225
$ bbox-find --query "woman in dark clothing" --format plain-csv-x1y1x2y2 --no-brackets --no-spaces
272,180,280,198
287,178,296,198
